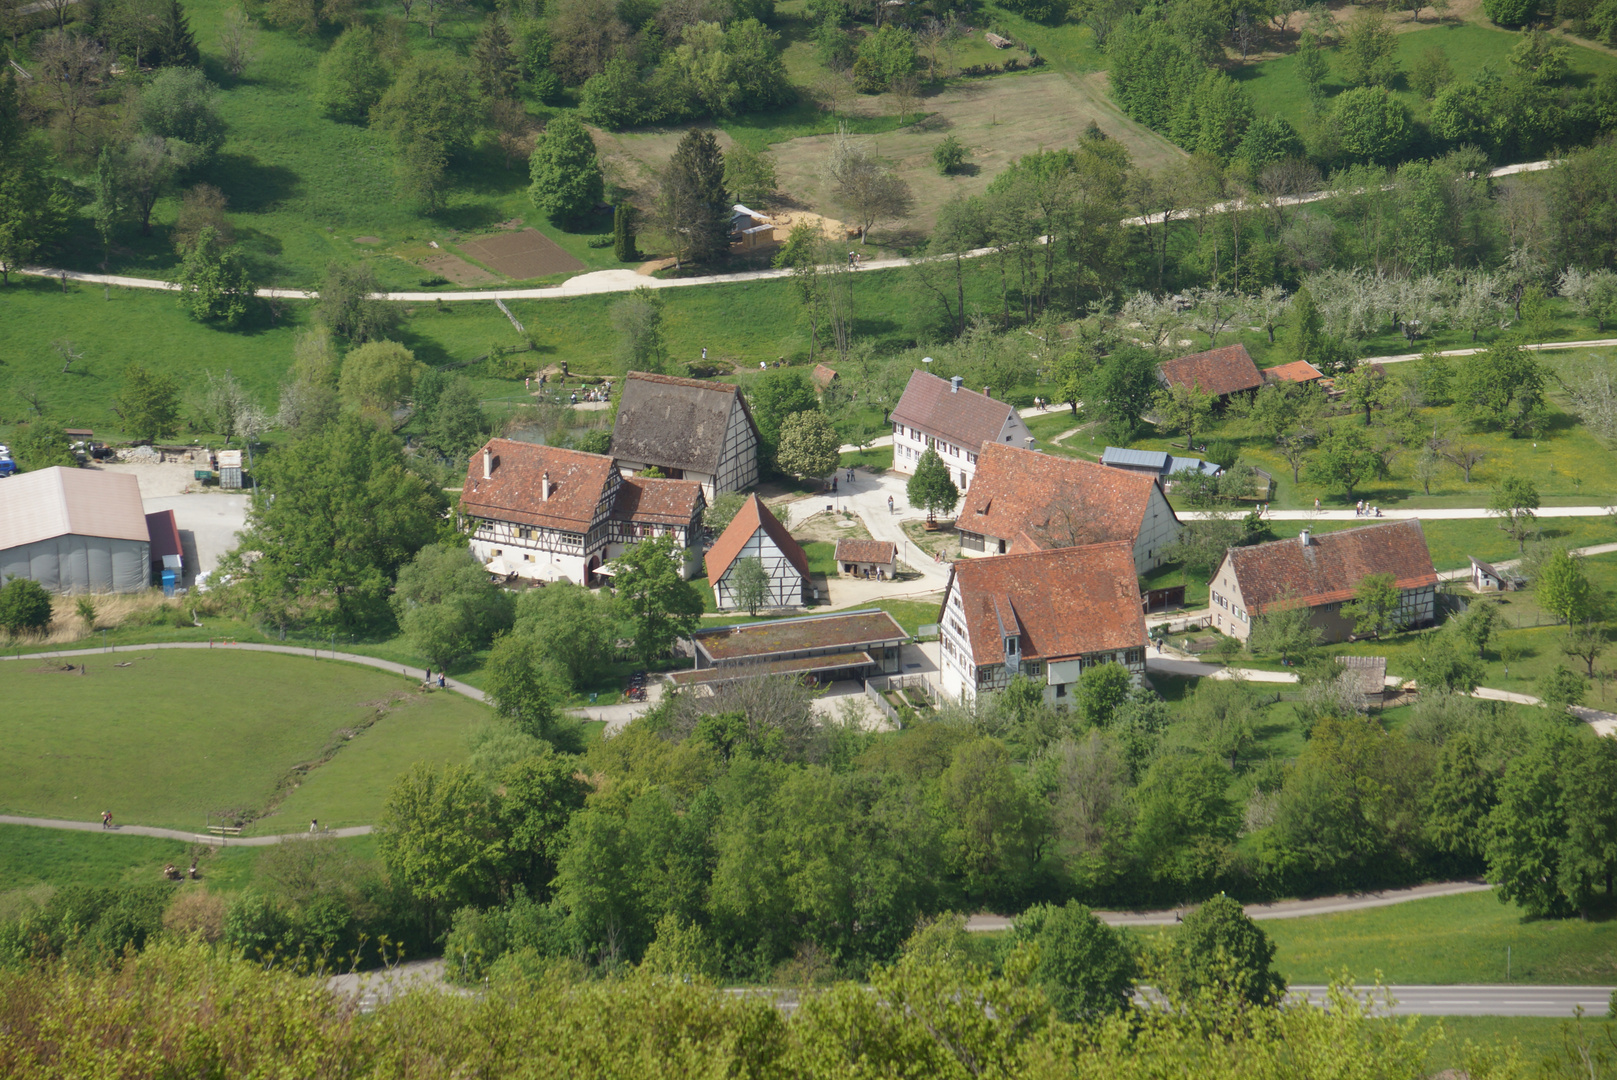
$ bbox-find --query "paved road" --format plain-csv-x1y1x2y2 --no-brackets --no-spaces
1180,505,1616,522
1286,984,1615,1017
965,880,1494,931
0,814,371,846
0,640,488,703
19,161,1568,303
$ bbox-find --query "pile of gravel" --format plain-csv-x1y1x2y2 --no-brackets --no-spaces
118,445,161,463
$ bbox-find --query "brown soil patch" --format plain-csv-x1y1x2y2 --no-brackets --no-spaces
354,236,382,245
637,257,678,275
793,510,874,544
420,254,498,285
457,228,585,280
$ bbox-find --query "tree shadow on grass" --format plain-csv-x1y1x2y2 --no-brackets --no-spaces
209,154,302,213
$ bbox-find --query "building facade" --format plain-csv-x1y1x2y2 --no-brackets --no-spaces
938,542,1149,705
0,467,151,594
1210,521,1439,644
888,370,1032,492
834,538,897,579
461,439,704,586
610,372,761,502
956,444,1181,573
704,493,814,610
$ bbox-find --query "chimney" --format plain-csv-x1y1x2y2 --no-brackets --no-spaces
482,447,492,480
1299,529,1311,546
950,375,963,394
1024,437,1035,449
982,386,991,398
541,471,551,501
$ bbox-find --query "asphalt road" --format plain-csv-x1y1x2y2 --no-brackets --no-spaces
1286,984,1615,1017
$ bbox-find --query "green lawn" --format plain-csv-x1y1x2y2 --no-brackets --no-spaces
0,650,490,832
1234,22,1617,151
0,825,191,894
1261,889,1617,986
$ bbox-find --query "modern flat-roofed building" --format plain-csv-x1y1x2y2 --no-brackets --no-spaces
672,608,908,687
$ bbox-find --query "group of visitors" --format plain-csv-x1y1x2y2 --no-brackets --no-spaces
1354,500,1383,517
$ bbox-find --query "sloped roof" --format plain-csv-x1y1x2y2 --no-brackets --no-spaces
958,444,1172,550
0,467,149,550
693,609,907,661
834,538,896,564
1101,446,1172,469
145,510,182,562
1335,654,1388,697
612,476,705,528
1159,343,1264,397
610,372,756,475
812,363,839,390
889,370,1019,451
704,493,811,583
1226,521,1439,614
461,439,616,533
1262,360,1325,384
948,541,1146,666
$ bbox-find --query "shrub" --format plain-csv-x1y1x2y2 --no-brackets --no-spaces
933,134,967,174
163,889,227,943
1484,0,1538,25
0,578,52,636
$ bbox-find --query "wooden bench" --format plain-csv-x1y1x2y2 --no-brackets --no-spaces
206,826,243,836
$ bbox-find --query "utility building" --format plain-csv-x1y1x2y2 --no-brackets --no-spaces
0,467,151,593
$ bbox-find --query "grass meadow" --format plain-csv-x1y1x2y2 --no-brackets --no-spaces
0,650,489,832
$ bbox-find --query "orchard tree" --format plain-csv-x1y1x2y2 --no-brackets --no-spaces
1344,572,1401,640
339,340,423,413
1488,474,1540,554
317,262,398,343
1013,901,1136,1020
174,226,256,327
1535,550,1597,624
373,55,480,209
1452,340,1547,437
529,113,603,223
774,410,840,481
1309,427,1382,501
1537,664,1587,710
613,533,704,666
115,364,182,441
1152,382,1215,450
315,27,392,121
907,448,960,523
749,369,818,454
731,557,771,616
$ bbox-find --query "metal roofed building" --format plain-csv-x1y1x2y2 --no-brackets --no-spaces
1099,447,1221,480
672,608,909,686
0,467,151,593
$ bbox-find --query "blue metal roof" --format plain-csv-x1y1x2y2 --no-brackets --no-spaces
1170,457,1220,476
1100,446,1170,468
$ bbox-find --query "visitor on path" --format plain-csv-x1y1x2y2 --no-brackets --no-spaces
425,668,431,684
438,673,446,688
310,819,319,833
101,811,112,829
1314,498,1320,510
570,391,578,405
887,495,894,514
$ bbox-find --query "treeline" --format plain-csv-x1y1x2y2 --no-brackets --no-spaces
8,926,1602,1080
1108,3,1617,168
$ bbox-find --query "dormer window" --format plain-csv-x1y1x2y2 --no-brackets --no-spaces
1004,635,1019,658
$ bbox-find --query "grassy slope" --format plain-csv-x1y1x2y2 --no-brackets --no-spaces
0,650,488,831
0,825,191,892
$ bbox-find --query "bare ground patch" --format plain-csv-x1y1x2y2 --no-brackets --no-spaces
420,254,498,284
456,228,586,279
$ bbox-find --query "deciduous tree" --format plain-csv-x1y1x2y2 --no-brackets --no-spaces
731,556,770,616
907,448,959,523
315,27,392,121
774,409,840,481
1344,572,1401,640
1152,382,1215,450
613,533,704,666
528,112,603,223
340,340,423,413
174,226,256,327
1488,474,1540,554
115,363,182,440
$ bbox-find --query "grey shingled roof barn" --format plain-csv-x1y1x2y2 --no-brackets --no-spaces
611,372,760,476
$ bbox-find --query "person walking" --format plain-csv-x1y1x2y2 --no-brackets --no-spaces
310,819,319,833
101,810,112,829
887,495,894,514
701,347,708,360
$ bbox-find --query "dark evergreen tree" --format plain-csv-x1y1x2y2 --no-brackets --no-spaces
656,129,729,266
612,202,639,262
472,15,521,100
157,0,201,66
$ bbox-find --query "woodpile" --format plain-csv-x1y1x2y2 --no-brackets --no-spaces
985,31,1012,48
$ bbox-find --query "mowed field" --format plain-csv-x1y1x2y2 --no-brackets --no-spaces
0,651,489,832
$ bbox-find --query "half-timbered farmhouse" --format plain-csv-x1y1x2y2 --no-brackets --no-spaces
1210,521,1439,644
938,541,1149,705
461,439,705,586
705,493,814,610
956,444,1181,573
889,371,1031,492
610,372,761,502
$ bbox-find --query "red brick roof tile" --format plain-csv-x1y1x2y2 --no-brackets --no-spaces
1226,520,1439,614
1261,360,1325,384
833,538,896,564
704,493,811,583
948,541,1146,666
889,370,1022,452
612,476,705,528
461,439,616,533
957,444,1173,550
1159,343,1264,398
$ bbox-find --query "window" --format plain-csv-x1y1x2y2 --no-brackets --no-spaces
1024,661,1044,677
1055,683,1067,698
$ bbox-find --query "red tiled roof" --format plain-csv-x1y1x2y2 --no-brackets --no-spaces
611,371,757,475
948,541,1146,666
889,370,1020,451
1159,344,1264,397
957,444,1173,550
704,493,811,584
834,538,896,564
1261,360,1325,384
812,363,839,390
461,439,615,533
1225,521,1439,614
612,476,704,527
